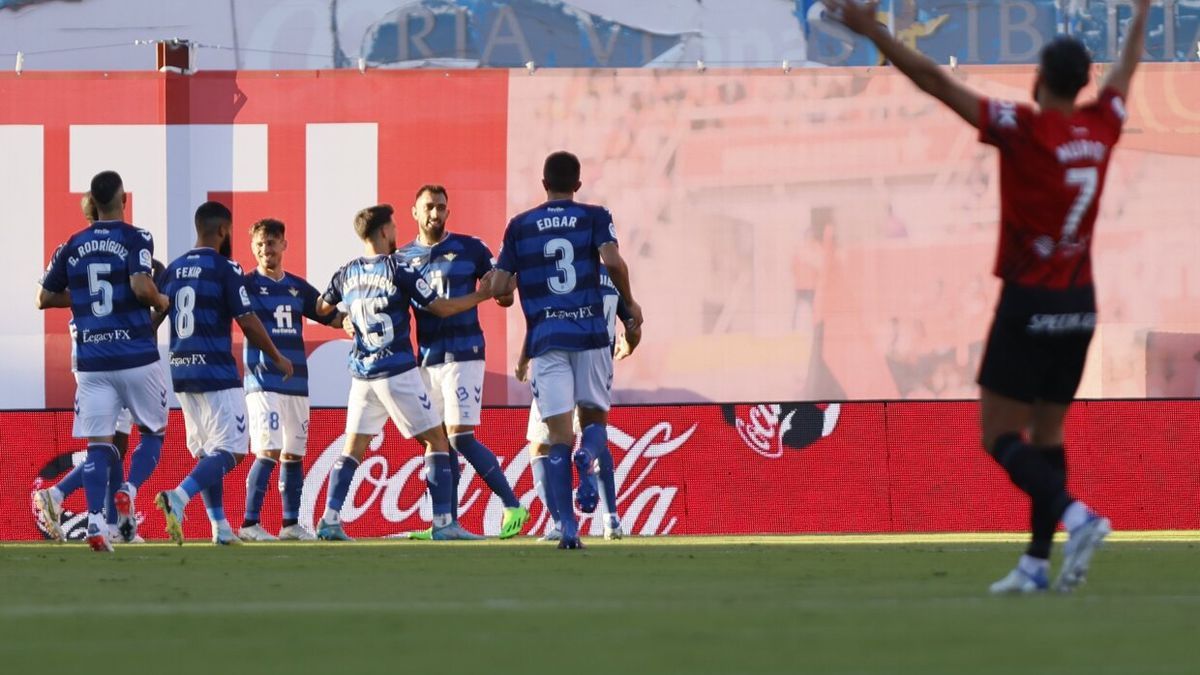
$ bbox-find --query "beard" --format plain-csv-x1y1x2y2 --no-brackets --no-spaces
219,235,232,258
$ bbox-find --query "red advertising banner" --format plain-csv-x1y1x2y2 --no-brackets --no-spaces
3,401,1197,541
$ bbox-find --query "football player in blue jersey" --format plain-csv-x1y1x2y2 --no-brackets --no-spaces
395,185,529,541
491,151,643,549
313,204,500,541
238,218,343,542
36,171,172,553
155,201,295,546
522,265,641,541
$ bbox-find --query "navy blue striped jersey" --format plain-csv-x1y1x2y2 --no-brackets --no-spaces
40,221,159,372
395,233,493,366
496,200,617,357
243,270,328,396
599,266,633,347
322,254,438,380
162,248,254,393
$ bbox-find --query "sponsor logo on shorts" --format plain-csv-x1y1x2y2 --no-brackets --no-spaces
1026,312,1096,335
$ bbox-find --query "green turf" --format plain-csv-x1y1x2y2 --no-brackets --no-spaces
1,538,1196,675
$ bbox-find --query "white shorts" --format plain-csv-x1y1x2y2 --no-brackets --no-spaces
178,388,250,459
420,360,485,427
525,398,582,447
246,391,311,456
116,409,133,435
345,369,442,439
531,348,613,419
73,362,169,439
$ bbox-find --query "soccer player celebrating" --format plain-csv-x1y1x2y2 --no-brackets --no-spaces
395,185,529,540
829,0,1148,592
521,264,641,541
313,204,500,541
155,202,294,546
491,151,643,550
239,219,342,542
36,171,171,552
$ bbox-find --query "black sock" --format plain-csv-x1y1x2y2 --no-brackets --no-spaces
991,434,1073,538
1026,444,1067,559
281,518,298,528
242,518,259,529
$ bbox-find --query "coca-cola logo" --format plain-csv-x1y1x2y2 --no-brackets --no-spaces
302,420,698,537
723,403,840,459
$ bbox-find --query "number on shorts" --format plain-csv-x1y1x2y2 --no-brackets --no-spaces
174,286,196,339
349,298,394,350
544,238,576,295
87,263,113,317
1062,167,1098,242
269,411,280,430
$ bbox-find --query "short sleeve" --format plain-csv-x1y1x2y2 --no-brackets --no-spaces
223,261,253,317
978,98,1036,148
322,268,344,306
128,228,155,278
397,264,437,308
1093,87,1127,139
495,221,520,274
593,207,618,248
40,243,69,292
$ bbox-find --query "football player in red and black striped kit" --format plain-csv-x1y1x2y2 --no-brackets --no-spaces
829,0,1149,593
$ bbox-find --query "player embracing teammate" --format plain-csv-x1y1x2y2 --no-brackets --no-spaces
830,0,1149,592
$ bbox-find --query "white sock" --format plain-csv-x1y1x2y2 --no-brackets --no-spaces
322,507,340,524
433,513,453,528
1018,554,1049,576
172,487,190,506
124,482,137,502
87,511,106,533
1061,501,1091,532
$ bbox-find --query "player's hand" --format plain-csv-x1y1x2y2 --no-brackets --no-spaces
515,357,530,383
625,300,644,330
615,323,642,361
477,270,498,297
273,354,295,381
495,292,515,308
342,314,356,339
154,293,170,314
824,0,881,35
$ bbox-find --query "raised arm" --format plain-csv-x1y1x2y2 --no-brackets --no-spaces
1100,0,1149,98
826,0,981,128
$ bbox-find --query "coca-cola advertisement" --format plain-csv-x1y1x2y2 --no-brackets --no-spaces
4,401,1198,541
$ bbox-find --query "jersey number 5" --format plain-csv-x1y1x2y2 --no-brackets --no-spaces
544,238,576,295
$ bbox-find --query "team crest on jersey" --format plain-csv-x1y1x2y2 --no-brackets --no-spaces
411,257,423,266
416,277,433,296
442,252,457,262
139,249,152,269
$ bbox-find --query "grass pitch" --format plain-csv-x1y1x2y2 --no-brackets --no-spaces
1,536,1196,675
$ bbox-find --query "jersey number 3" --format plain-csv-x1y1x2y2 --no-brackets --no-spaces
544,238,577,295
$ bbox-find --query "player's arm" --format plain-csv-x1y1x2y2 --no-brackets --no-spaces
614,295,642,360
1100,0,1149,98
425,284,494,318
236,312,294,380
827,0,980,128
130,273,170,314
515,340,531,383
598,243,642,329
36,244,71,310
302,281,344,327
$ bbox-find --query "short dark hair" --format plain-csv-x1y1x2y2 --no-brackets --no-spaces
250,218,286,239
89,171,123,209
354,204,394,240
80,193,99,223
414,185,448,202
1039,36,1091,99
543,151,581,193
194,200,233,235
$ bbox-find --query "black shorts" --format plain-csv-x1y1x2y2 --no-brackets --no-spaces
976,283,1096,404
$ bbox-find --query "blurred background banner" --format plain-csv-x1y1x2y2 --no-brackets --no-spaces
0,1,1196,71
2,65,1199,408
